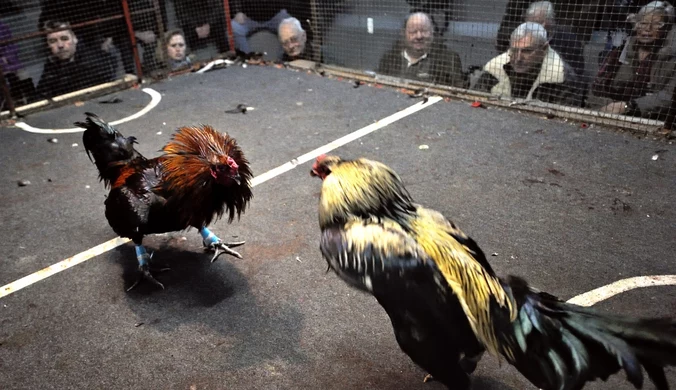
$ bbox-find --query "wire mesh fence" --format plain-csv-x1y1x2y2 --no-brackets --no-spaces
1,0,674,131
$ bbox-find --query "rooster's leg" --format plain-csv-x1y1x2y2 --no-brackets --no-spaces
126,245,170,291
199,227,245,262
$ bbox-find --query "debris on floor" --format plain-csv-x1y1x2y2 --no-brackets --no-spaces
98,97,123,104
225,104,254,114
17,180,30,187
48,138,58,143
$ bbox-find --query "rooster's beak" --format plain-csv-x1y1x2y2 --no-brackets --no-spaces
230,173,241,185
310,169,318,177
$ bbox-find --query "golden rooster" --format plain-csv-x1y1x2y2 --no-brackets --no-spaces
311,154,676,390
77,113,253,291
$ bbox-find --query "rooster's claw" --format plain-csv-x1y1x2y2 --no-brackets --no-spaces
126,264,170,292
205,240,245,262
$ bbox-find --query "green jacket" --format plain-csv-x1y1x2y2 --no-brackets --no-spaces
377,40,465,88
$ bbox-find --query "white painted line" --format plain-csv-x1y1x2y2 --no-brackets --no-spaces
566,275,676,307
0,96,441,298
13,88,162,134
1,237,131,298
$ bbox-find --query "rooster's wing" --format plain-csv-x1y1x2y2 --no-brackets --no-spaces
320,219,484,387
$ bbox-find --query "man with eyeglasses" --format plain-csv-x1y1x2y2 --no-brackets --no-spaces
590,1,675,119
471,22,583,107
278,17,313,61
377,12,465,88
36,21,116,99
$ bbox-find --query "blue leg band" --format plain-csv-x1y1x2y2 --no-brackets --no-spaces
135,245,149,267
199,227,219,246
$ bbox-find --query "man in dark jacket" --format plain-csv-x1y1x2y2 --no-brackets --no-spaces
174,0,229,53
377,12,465,88
472,22,584,106
523,1,585,76
36,22,116,99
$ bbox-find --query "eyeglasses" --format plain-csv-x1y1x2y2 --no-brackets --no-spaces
508,44,546,56
281,35,302,47
635,21,666,30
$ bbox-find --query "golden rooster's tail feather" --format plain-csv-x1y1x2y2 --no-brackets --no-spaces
504,275,676,390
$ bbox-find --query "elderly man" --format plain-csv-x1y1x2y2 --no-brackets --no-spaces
36,22,116,99
471,22,583,106
524,1,585,76
278,17,314,61
377,12,465,88
230,1,294,54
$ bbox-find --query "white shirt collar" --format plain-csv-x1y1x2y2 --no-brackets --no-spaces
402,50,428,67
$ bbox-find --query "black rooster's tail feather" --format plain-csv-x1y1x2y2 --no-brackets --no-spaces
75,112,144,186
505,276,676,390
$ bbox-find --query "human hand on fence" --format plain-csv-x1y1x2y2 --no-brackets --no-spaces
196,24,211,39
101,37,113,52
135,31,156,44
234,12,247,25
599,101,628,115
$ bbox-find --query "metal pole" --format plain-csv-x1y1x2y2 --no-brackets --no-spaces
222,0,235,52
121,0,144,81
0,65,16,116
152,0,166,65
309,0,322,62
665,84,676,130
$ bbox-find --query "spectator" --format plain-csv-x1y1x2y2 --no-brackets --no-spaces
278,17,313,61
589,1,676,120
38,0,137,75
156,29,192,71
377,12,465,88
0,21,37,108
471,22,583,106
36,22,116,99
524,1,585,76
174,0,229,54
230,1,293,54
130,0,169,73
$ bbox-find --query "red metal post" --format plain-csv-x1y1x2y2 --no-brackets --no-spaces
222,0,235,52
0,65,16,116
121,0,144,81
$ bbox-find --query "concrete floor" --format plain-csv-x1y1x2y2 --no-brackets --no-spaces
0,64,674,390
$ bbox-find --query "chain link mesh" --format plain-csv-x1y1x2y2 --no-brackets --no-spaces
1,0,674,129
